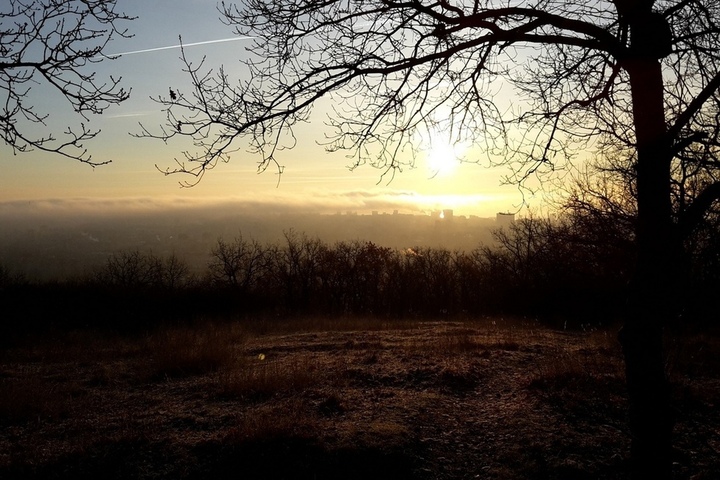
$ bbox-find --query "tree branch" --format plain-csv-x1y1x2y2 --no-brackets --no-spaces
0,0,133,165
678,180,720,239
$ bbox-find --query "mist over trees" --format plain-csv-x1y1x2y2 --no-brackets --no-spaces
3,204,719,334
0,219,620,331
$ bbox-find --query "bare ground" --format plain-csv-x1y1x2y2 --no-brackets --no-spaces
1,318,718,479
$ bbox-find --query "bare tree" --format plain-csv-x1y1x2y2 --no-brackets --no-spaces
161,253,191,291
275,229,326,310
98,250,162,290
208,234,266,291
0,0,132,164
141,1,720,476
97,250,190,291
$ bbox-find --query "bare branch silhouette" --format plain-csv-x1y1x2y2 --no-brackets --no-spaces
0,0,133,165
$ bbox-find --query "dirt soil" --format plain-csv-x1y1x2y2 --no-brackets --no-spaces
1,318,718,479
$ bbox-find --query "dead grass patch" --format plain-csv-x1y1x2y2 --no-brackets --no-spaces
1,318,718,480
224,398,321,442
0,377,78,424
434,330,483,353
239,315,420,336
527,341,626,424
217,355,334,400
145,322,247,379
529,352,590,389
436,361,483,393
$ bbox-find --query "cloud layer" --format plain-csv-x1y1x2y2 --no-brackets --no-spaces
0,189,503,222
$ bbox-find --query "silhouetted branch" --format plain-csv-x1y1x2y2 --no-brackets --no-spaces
678,180,720,239
0,0,133,165
142,1,629,187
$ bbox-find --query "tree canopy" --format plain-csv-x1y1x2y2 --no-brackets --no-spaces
0,0,132,164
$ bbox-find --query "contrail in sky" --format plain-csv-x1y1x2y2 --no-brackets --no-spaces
110,36,254,57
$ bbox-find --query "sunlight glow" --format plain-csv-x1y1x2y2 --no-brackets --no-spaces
425,141,466,178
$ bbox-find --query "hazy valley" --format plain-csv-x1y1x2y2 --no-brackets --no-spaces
0,207,501,281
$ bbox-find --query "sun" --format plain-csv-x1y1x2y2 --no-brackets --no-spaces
425,141,465,177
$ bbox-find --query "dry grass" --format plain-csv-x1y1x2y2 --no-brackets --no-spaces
144,322,247,379
0,377,75,424
217,355,333,400
0,317,718,480
224,397,322,441
236,315,421,336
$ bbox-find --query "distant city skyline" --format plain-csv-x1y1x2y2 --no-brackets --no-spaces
0,203,511,281
0,0,538,218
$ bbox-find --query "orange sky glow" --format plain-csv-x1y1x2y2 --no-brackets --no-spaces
0,0,544,219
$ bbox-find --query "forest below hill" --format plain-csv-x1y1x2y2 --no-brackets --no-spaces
2,211,719,341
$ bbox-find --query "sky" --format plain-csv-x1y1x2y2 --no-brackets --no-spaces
0,0,533,218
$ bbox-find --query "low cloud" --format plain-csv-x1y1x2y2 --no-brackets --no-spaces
0,189,509,232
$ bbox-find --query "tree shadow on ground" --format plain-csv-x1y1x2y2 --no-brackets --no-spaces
189,436,421,480
2,435,421,480
3,438,180,480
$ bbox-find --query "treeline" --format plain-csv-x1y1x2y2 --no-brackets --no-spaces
1,210,718,339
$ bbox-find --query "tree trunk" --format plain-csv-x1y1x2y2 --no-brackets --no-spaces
621,48,676,479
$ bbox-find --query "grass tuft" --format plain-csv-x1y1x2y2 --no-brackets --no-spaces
224,399,320,441
146,322,246,379
217,355,331,400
